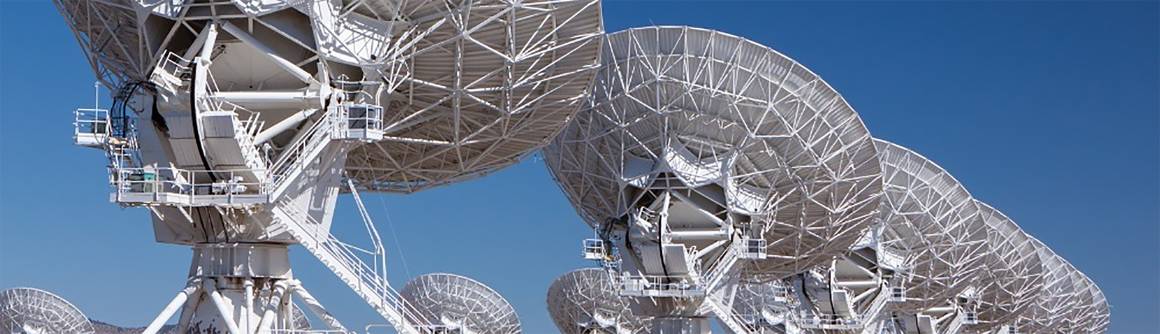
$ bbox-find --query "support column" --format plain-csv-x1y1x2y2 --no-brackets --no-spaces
292,281,349,331
220,21,316,84
142,281,200,334
205,279,244,334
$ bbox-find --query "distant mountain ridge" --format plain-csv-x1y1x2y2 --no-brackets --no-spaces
90,319,175,334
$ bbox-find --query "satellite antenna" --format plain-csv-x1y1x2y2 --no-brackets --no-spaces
56,0,602,333
871,139,989,334
547,268,647,334
0,288,95,334
544,25,882,334
1061,262,1098,333
1085,275,1111,333
1018,238,1081,333
399,273,522,334
960,201,1044,333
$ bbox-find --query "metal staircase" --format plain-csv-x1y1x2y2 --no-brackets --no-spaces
93,51,386,209
703,241,756,334
270,181,434,334
707,290,757,334
80,50,413,334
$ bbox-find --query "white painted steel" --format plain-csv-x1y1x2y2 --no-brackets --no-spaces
400,273,522,334
57,1,605,333
342,0,605,193
874,139,989,316
0,288,96,334
547,268,648,334
545,25,883,280
1018,238,1081,334
963,201,1044,332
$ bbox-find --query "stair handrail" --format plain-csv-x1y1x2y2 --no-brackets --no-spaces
274,198,436,333
706,292,757,334
264,106,340,195
702,238,742,292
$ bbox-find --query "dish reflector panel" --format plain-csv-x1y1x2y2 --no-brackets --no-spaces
875,139,989,312
545,25,882,278
400,273,521,334
547,268,647,334
0,288,95,334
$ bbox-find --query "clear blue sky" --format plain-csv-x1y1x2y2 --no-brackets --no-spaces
1,1,1156,333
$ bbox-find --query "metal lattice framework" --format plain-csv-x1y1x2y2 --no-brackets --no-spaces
967,201,1044,330
1062,263,1098,333
0,288,96,334
1087,275,1111,333
547,268,648,334
544,25,882,279
56,0,604,194
730,278,789,329
400,273,522,334
1018,238,1080,333
345,0,604,192
875,139,989,313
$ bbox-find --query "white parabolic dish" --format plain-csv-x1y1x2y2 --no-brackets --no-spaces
544,26,883,278
875,139,990,313
400,273,522,334
56,0,605,194
0,288,96,334
547,268,646,334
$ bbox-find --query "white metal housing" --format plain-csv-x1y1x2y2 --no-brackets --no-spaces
56,0,605,333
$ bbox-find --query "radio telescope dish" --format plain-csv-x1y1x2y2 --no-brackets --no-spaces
400,273,521,334
57,1,602,333
344,0,604,193
1019,238,1080,333
874,139,989,314
965,201,1044,331
1087,277,1111,333
545,24,881,280
57,0,604,193
1062,263,1098,333
0,288,95,334
1068,270,1108,333
547,268,647,334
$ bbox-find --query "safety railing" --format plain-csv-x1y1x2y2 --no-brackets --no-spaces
615,274,705,298
270,330,351,334
582,238,605,260
276,193,437,334
794,283,896,330
333,103,385,142
110,166,270,207
266,106,340,196
700,240,744,293
367,324,462,334
74,108,109,147
215,99,269,169
795,312,861,330
151,51,192,89
705,292,758,334
739,237,767,260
